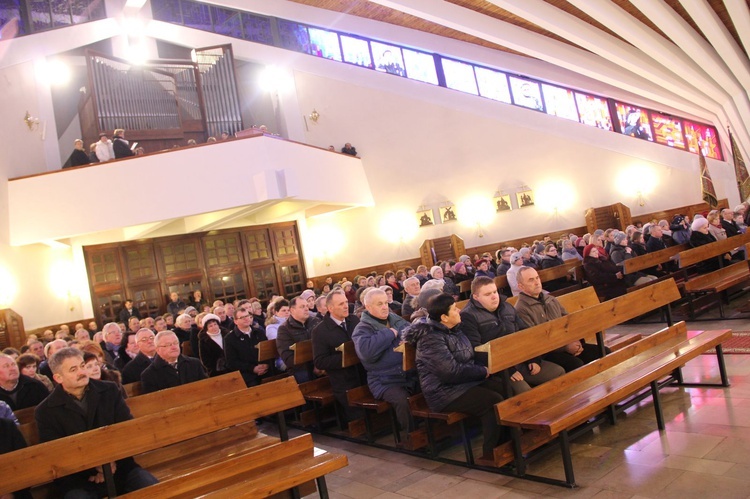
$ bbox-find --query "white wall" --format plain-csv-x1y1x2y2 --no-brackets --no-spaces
296,70,736,276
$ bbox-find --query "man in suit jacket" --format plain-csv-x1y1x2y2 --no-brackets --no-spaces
121,329,157,385
34,348,157,496
118,299,141,324
140,331,207,393
311,290,365,422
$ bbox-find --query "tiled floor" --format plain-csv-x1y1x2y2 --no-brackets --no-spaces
295,304,750,498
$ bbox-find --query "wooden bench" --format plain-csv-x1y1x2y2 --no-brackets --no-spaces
678,236,750,318
394,342,473,462
19,371,248,446
256,338,291,383
338,340,402,444
536,260,583,296
458,279,472,299
290,339,339,430
1,377,347,498
623,243,687,276
475,279,730,487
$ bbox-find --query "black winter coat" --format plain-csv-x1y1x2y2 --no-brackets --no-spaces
197,326,230,377
311,314,365,395
0,374,49,410
404,319,485,412
224,325,269,387
35,379,139,494
140,354,207,393
120,352,153,385
459,296,533,373
583,256,627,300
689,230,724,274
276,316,321,372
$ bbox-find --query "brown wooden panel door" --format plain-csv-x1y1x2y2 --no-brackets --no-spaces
129,283,164,319
87,248,123,288
278,263,304,297
249,265,278,302
93,290,125,325
121,244,158,283
208,272,248,305
203,232,243,268
243,228,274,264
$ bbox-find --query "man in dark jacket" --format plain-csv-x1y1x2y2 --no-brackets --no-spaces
352,289,418,435
112,129,135,159
224,308,270,387
140,331,207,393
118,299,141,324
460,276,564,395
121,329,157,385
0,354,49,410
721,208,741,237
311,290,365,422
276,296,321,383
514,267,605,372
167,292,186,318
35,348,157,496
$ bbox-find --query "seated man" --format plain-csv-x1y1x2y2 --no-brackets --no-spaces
460,276,565,395
35,347,158,497
401,276,421,319
121,328,157,385
514,267,606,372
352,289,418,436
140,331,207,393
311,290,366,422
0,353,49,410
224,308,270,387
276,296,322,383
99,322,122,365
39,339,68,381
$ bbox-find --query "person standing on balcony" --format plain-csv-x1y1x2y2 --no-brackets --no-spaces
113,129,135,159
95,133,115,162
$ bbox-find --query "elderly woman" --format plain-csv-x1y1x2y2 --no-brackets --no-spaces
384,271,403,303
173,313,194,345
583,244,627,300
506,252,525,296
706,210,727,241
561,238,582,261
16,354,54,392
609,233,656,287
430,265,459,297
539,243,570,292
689,217,732,274
452,262,471,284
404,293,506,458
197,313,229,377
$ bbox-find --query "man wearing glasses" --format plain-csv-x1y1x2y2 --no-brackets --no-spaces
121,329,158,385
140,331,207,393
224,308,270,387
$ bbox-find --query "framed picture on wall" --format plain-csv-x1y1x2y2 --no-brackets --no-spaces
494,194,512,212
439,205,458,223
417,208,435,227
516,190,535,208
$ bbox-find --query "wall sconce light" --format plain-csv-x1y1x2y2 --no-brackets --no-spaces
308,109,320,123
636,190,646,207
24,111,39,131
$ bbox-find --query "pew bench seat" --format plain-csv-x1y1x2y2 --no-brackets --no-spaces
407,393,474,464
683,261,750,318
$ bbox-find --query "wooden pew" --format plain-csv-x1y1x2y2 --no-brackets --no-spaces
677,236,750,318
622,243,687,275
338,340,401,444
394,342,473,463
458,279,472,299
474,279,730,486
291,339,337,430
19,371,247,446
535,260,583,296
1,378,348,498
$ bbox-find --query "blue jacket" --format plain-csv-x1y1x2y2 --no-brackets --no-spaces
352,311,417,398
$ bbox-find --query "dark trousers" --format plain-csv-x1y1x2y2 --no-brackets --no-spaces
442,377,507,457
380,385,416,433
63,466,158,499
544,343,608,372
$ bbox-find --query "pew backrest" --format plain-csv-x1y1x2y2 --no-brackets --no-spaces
678,232,750,268
622,244,687,274
536,260,582,283
336,340,360,368
475,278,681,374
255,339,279,362
291,339,313,366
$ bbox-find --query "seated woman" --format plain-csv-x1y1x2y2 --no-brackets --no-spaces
583,244,627,300
16,353,54,392
83,351,127,398
689,217,732,274
609,233,656,287
404,293,507,459
198,314,230,377
628,230,647,257
539,243,570,292
706,210,727,241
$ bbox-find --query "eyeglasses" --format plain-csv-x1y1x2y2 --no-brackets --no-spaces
137,336,155,343
236,314,251,320
157,342,180,348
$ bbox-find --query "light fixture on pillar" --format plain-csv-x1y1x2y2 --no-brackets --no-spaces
23,111,39,131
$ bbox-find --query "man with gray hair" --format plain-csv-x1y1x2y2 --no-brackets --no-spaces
721,208,741,237
140,331,206,394
39,338,68,382
121,329,158,385
352,288,418,437
100,322,122,365
401,276,421,318
0,353,48,410
35,347,158,496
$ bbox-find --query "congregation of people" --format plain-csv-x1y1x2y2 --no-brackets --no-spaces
2,202,749,496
